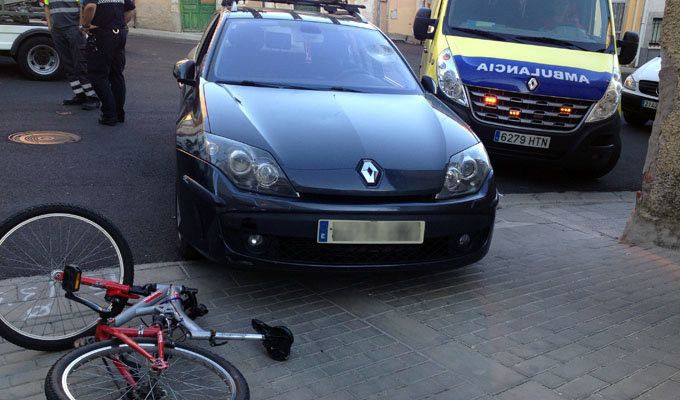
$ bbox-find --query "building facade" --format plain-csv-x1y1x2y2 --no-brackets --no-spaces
134,0,665,67
612,0,665,65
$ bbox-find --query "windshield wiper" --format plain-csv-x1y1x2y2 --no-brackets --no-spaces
217,80,313,90
514,36,589,51
219,81,367,93
449,27,510,42
328,86,365,93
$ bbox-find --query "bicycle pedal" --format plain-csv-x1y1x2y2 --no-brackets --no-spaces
73,336,96,348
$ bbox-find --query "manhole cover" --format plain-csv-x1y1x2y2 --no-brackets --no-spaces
8,131,80,145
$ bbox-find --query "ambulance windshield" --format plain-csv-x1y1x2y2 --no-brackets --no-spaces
445,0,614,53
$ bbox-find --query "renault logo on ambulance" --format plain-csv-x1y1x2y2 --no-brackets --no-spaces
476,63,591,85
527,77,539,91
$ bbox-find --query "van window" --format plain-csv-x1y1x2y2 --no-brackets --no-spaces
445,0,614,53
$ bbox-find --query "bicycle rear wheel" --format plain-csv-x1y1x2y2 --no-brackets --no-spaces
0,205,134,351
45,339,250,400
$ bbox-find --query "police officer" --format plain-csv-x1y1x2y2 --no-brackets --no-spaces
44,0,99,109
81,0,135,126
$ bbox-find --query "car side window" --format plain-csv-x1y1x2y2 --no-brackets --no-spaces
196,15,221,67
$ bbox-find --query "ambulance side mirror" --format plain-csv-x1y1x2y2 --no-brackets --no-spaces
421,76,437,94
174,59,197,86
413,8,436,41
617,31,639,66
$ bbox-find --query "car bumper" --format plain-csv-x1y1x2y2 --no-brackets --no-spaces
176,150,498,270
441,97,621,170
621,91,658,121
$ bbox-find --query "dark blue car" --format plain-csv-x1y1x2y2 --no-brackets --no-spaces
173,1,498,270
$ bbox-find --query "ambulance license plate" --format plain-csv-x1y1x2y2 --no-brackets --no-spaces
494,130,551,149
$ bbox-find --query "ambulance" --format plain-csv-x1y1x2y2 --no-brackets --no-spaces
414,0,639,177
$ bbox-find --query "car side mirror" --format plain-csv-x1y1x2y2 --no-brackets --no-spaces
174,59,197,86
617,31,639,65
421,76,437,94
413,7,437,41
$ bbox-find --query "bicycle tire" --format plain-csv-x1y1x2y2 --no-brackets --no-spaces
45,338,250,400
0,204,134,351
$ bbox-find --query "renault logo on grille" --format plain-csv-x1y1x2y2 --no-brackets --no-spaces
527,77,540,91
358,160,382,186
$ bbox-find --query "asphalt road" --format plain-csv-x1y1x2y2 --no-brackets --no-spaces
0,35,652,263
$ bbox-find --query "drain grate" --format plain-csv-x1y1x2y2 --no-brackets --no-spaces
8,131,81,145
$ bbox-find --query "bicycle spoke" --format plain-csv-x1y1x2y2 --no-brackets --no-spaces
61,345,239,400
0,213,124,342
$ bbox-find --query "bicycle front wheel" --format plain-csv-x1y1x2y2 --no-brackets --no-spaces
45,339,250,400
0,205,134,351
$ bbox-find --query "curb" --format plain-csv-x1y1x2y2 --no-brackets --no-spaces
498,191,636,208
128,27,202,42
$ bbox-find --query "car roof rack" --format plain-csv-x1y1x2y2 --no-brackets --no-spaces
231,0,365,18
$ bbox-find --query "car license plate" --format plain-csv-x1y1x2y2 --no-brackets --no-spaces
494,130,551,149
641,99,658,110
317,220,425,244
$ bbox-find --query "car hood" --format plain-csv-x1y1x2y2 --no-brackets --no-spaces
203,83,478,196
445,35,614,101
632,57,661,82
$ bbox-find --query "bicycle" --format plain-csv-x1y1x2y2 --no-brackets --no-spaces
0,205,294,400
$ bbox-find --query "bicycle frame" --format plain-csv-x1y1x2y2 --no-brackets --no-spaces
52,270,266,373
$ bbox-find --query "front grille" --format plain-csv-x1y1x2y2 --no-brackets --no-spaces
276,237,453,265
638,80,659,97
467,85,593,132
298,193,436,204
224,230,490,266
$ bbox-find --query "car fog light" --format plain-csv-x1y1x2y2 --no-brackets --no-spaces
248,235,264,247
458,234,471,247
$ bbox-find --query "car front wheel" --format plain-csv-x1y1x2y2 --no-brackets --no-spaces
15,36,62,80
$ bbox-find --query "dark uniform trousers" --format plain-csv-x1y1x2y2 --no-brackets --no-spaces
51,26,94,96
86,27,127,120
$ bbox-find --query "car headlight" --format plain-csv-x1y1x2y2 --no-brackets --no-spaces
586,67,622,123
204,134,298,198
436,143,491,200
437,48,468,107
623,75,638,91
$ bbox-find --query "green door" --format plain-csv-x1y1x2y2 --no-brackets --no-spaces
180,0,215,31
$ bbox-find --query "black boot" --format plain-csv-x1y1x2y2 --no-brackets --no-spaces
63,94,87,106
81,97,101,111
98,115,118,126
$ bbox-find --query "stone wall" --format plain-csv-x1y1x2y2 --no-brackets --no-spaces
135,0,182,32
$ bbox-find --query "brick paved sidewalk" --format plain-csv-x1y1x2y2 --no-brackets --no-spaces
3,191,680,400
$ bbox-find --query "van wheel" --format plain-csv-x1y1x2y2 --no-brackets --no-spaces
15,36,62,80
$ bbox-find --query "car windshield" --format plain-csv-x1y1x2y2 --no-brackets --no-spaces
445,0,614,53
209,19,420,94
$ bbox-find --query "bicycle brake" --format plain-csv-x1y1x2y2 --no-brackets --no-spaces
252,319,294,361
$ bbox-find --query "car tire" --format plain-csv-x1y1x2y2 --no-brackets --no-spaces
15,36,62,81
623,111,649,127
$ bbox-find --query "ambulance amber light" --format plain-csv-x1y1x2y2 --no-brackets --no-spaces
509,109,521,118
560,106,573,116
483,95,498,107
